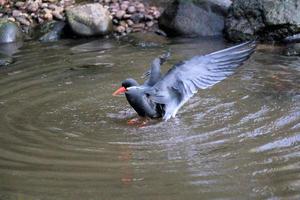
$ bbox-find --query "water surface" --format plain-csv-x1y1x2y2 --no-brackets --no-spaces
0,37,299,200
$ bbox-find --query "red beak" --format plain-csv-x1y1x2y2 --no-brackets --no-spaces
112,86,127,96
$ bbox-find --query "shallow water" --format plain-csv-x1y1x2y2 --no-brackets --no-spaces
0,37,299,200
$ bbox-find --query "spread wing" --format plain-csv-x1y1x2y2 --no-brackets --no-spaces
142,52,171,86
146,41,256,120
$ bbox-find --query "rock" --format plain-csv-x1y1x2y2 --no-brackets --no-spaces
116,10,126,19
146,21,154,27
158,0,231,37
120,2,129,10
127,19,134,26
0,19,23,43
27,1,39,12
130,13,144,23
12,10,22,17
115,25,126,33
123,14,131,19
39,21,66,42
45,0,58,3
16,16,31,26
145,14,154,21
41,3,48,8
136,3,144,9
152,10,161,19
7,17,16,22
282,33,300,44
127,6,136,14
66,3,112,37
52,10,63,20
61,0,74,7
131,23,145,32
0,0,7,6
48,4,58,10
225,0,300,42
136,3,145,12
15,1,25,9
43,9,53,21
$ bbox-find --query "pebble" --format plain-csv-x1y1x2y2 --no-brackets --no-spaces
48,4,57,10
136,3,145,12
112,18,119,25
46,0,59,3
12,10,22,17
16,16,30,26
0,0,162,36
15,1,25,8
43,9,53,20
8,17,16,22
120,3,128,11
38,17,44,23
27,1,39,12
0,0,6,6
127,5,136,14
146,21,154,27
127,19,134,26
115,10,126,19
52,10,63,20
131,13,144,23
123,14,131,19
153,10,161,19
60,0,74,7
115,25,126,33
41,3,48,9
145,14,154,21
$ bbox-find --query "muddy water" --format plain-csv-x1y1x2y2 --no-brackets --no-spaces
0,37,299,200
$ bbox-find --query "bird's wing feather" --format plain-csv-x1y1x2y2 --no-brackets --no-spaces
146,41,256,120
142,52,171,86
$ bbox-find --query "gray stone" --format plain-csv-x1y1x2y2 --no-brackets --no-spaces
27,1,39,12
15,16,31,26
0,19,23,44
283,33,300,44
39,21,66,42
116,10,126,19
12,10,22,17
158,0,232,37
127,6,136,14
66,3,112,37
225,0,300,42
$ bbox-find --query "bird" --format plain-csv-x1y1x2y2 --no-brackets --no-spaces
113,41,256,121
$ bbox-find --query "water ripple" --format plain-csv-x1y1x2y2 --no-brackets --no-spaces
0,40,299,199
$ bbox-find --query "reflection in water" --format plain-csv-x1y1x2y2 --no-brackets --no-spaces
0,38,299,200
0,41,23,56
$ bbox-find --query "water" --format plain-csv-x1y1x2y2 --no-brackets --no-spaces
0,37,299,200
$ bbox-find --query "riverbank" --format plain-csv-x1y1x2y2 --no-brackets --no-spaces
0,0,162,39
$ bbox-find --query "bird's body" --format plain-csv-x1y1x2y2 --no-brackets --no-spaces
113,41,256,121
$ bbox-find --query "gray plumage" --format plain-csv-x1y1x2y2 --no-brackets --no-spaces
119,41,256,121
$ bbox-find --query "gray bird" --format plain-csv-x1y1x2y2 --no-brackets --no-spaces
113,41,256,121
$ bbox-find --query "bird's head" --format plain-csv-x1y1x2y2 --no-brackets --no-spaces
112,78,139,96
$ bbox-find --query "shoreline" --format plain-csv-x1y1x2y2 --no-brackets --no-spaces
0,0,163,39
